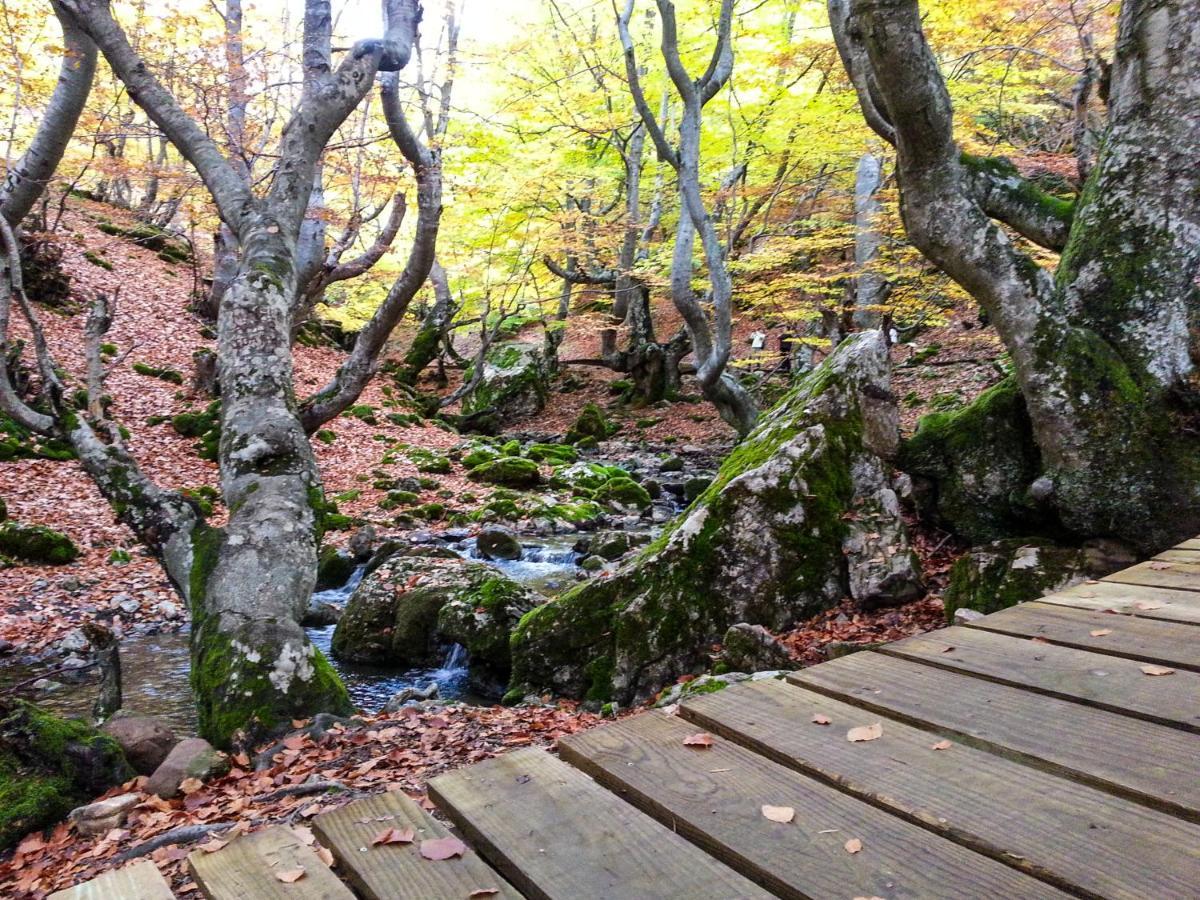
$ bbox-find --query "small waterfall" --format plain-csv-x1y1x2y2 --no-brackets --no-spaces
521,545,578,565
313,564,367,604
437,643,469,674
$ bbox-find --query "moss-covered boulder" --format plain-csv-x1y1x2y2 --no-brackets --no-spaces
944,538,1135,621
331,552,542,696
565,402,613,444
0,699,133,850
468,456,541,487
461,342,550,425
593,476,652,511
509,331,923,704
0,522,79,565
315,545,356,591
900,377,1051,543
526,443,577,464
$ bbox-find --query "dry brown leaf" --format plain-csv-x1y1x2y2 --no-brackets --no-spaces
197,839,227,854
178,778,203,795
930,740,952,751
1148,561,1174,570
275,867,305,883
1134,600,1165,610
1089,628,1113,637
846,723,882,743
844,838,863,854
419,836,467,860
469,890,500,897
940,645,956,653
682,732,715,748
314,846,335,868
1141,664,1176,676
372,827,415,846
811,713,831,725
761,805,795,824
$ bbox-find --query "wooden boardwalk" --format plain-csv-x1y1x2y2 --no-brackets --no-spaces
57,537,1200,898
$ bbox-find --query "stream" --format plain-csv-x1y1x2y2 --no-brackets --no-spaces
0,532,595,733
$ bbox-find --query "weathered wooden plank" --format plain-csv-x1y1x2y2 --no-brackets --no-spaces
1038,581,1200,625
1154,549,1200,562
680,679,1200,900
969,601,1200,671
1171,538,1200,551
880,625,1200,731
428,746,772,900
560,711,1068,900
49,861,174,900
311,791,518,900
188,825,354,900
789,652,1200,821
1105,559,1200,593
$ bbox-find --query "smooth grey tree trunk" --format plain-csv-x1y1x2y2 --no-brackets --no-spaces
852,151,888,328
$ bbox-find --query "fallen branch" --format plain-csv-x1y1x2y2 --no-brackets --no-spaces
251,780,348,803
110,822,241,864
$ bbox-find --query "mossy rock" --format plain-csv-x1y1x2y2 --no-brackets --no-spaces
0,522,79,565
510,332,920,704
468,456,541,488
943,538,1133,621
132,362,184,385
593,477,652,511
332,554,540,697
462,444,501,469
316,546,356,592
461,342,550,425
526,443,577,465
406,448,451,474
900,377,1051,543
0,412,75,462
0,699,133,850
565,402,613,444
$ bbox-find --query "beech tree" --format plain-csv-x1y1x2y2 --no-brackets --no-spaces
619,0,758,434
0,0,436,749
832,0,1199,551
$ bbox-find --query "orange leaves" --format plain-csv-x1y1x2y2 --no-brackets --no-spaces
930,740,952,751
372,827,416,846
1089,628,1113,637
844,838,863,854
275,867,306,883
811,713,831,725
682,732,715,748
419,836,468,860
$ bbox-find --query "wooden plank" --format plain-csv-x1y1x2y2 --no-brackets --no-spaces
560,711,1068,900
311,791,518,900
789,651,1200,821
1105,559,1200,593
188,825,354,900
428,746,772,900
968,600,1200,671
680,679,1200,900
1038,581,1200,625
49,861,174,900
1154,549,1200,562
879,625,1200,731
1172,538,1200,551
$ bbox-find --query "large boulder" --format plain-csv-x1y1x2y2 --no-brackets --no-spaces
145,737,228,799
944,538,1136,621
0,522,79,565
508,332,923,705
477,525,523,561
900,377,1050,543
461,342,550,425
331,552,543,696
0,699,133,850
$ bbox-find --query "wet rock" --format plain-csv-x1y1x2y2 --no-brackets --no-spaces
720,623,793,672
316,545,356,591
477,525,523,561
156,600,181,620
383,682,440,712
348,525,378,560
301,598,343,627
334,555,542,698
579,555,606,572
146,737,228,798
69,792,139,836
101,714,178,775
59,629,89,653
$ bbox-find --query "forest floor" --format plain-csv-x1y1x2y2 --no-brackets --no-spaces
0,199,1006,896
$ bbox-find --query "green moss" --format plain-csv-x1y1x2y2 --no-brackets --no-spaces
132,362,184,385
0,413,75,462
407,448,451,474
315,429,337,445
348,404,377,425
83,250,113,270
960,152,1076,226
565,402,613,444
468,456,541,487
0,522,79,565
593,477,652,510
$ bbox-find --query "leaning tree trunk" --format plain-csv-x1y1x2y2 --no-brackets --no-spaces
843,0,1200,551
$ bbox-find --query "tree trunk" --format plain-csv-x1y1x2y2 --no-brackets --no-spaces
844,0,1200,551
852,151,888,328
398,258,455,385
